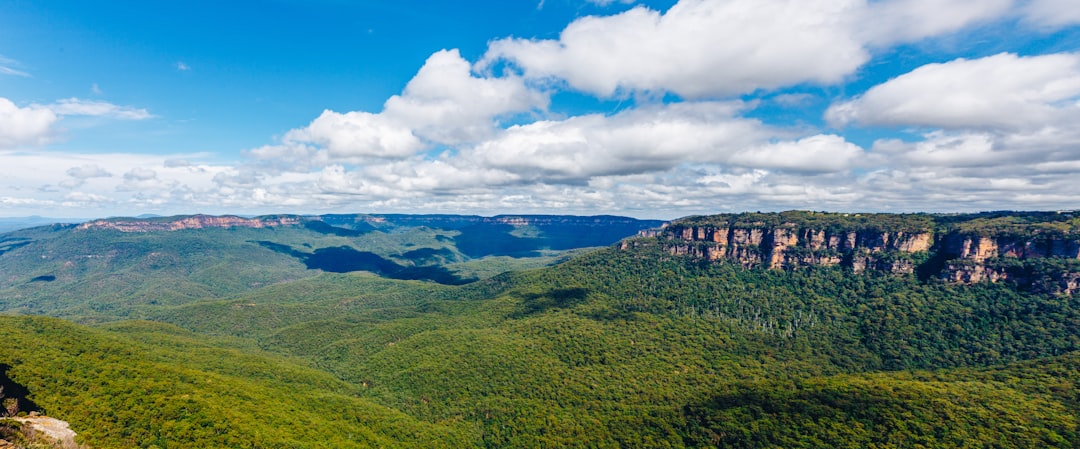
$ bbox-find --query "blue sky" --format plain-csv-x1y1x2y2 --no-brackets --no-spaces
1,0,1079,219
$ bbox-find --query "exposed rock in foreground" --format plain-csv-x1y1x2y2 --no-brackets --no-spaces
637,211,1080,294
1,414,79,449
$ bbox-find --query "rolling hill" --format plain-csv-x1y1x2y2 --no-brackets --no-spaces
1,211,1078,447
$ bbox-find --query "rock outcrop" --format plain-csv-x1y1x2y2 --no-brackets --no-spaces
662,222,933,274
1,414,78,449
645,211,1080,294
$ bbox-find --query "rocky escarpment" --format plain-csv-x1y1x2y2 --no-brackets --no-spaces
347,214,666,230
640,211,1080,294
77,215,301,232
74,213,665,234
659,223,931,273
937,232,1080,293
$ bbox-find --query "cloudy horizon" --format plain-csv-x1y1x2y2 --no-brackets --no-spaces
1,0,1079,219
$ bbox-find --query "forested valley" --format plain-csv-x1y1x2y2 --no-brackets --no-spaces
0,212,1078,448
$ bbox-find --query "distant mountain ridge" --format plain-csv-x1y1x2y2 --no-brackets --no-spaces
75,213,664,233
0,217,85,234
0,212,665,316
76,214,302,232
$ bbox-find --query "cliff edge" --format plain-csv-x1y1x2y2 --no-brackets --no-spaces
632,211,1080,294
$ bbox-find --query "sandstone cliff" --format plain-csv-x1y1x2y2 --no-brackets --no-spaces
660,221,932,273
643,211,1080,294
77,215,300,232
74,214,664,234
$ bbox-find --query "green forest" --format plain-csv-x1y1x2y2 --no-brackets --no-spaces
0,212,1078,447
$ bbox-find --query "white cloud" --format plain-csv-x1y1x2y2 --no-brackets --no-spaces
883,133,1002,167
0,98,58,148
858,0,1012,45
61,164,114,188
263,49,551,162
176,61,191,71
287,110,424,160
481,0,1013,99
0,150,247,216
1022,0,1080,29
49,98,154,120
0,97,154,150
64,191,112,204
827,51,1080,209
771,93,817,107
124,167,158,181
0,55,30,77
0,66,30,77
482,0,868,98
729,135,865,172
827,52,1080,130
210,0,1062,218
586,0,636,6
383,49,548,144
10,0,1072,218
467,102,772,181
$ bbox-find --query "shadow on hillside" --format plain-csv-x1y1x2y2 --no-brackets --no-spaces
303,220,372,237
252,241,476,285
454,224,543,258
513,287,590,317
0,364,41,415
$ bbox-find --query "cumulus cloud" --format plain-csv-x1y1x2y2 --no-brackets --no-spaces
61,164,114,188
124,167,158,181
383,49,548,144
0,97,154,150
467,102,773,181
826,52,1080,130
10,0,1067,218
0,150,248,216
825,50,1080,212
0,98,58,148
858,0,1012,45
482,0,868,98
63,191,112,205
67,164,113,180
729,135,866,173
481,0,1012,99
850,123,1080,212
287,110,423,160
276,102,866,210
1021,0,1080,29
259,49,548,164
218,0,1057,217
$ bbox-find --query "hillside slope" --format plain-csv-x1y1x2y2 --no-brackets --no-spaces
0,316,473,448
0,213,661,319
3,211,1079,447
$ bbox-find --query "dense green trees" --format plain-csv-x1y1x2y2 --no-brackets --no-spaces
0,316,473,448
1,212,1079,447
